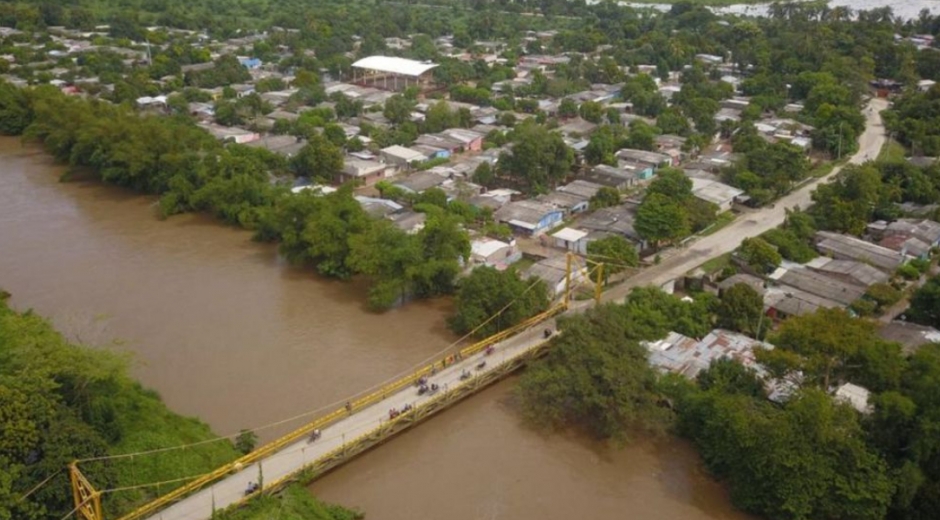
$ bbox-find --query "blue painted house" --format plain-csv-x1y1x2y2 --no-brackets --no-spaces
616,149,672,182
239,57,263,69
494,200,565,236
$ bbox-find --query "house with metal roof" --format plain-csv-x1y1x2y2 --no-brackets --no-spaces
493,200,565,236
393,170,449,194
350,55,438,91
575,205,643,247
804,258,890,288
550,227,590,255
764,285,842,319
557,180,604,200
770,267,865,307
578,164,636,190
815,231,909,273
690,177,744,213
536,191,590,215
835,383,872,414
380,145,427,168
878,321,940,354
523,255,588,296
885,218,940,248
717,273,766,295
470,237,521,270
644,329,774,383
338,158,387,186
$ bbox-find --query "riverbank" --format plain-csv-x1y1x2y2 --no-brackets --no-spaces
214,485,361,520
0,294,239,518
0,137,753,520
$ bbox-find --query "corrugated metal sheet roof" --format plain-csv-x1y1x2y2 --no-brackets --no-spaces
352,56,438,77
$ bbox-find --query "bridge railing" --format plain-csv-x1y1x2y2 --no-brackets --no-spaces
115,302,566,520
241,332,560,505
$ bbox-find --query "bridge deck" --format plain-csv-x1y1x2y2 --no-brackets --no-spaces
143,313,560,520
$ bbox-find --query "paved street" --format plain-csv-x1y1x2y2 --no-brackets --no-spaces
597,98,889,303
145,99,888,520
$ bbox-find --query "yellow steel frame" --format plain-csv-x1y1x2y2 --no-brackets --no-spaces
91,301,567,520
69,463,103,520
227,333,560,511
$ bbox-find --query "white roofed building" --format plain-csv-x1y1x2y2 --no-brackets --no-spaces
351,56,438,92
470,237,521,270
690,177,744,213
551,227,589,255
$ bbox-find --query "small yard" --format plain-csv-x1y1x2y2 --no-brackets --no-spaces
878,139,907,162
699,211,736,237
696,252,732,276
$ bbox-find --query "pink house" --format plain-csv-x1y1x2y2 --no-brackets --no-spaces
442,129,484,152
339,159,387,186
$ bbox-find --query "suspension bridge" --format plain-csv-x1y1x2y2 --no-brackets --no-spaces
66,255,605,520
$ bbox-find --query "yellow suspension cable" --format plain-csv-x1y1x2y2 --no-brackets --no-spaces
98,278,563,520
76,278,550,465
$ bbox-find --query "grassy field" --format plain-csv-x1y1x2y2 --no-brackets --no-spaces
697,252,732,275
878,139,907,162
214,485,363,520
104,385,242,515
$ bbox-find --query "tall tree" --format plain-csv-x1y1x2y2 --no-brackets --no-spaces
759,308,903,391
738,237,782,274
449,267,550,338
348,220,422,310
290,134,343,181
717,283,766,338
499,121,574,193
516,306,671,440
635,193,690,246
586,235,638,284
907,275,940,328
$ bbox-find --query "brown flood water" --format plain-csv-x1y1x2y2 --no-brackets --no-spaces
0,137,751,520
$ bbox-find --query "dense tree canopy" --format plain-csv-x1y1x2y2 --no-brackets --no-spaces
516,304,671,441
677,386,893,520
907,274,940,328
0,297,238,520
717,283,766,338
448,267,550,338
737,237,782,274
635,193,690,246
586,235,638,284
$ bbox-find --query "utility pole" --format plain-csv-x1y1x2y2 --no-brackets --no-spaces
837,121,843,160
594,262,604,305
564,252,572,306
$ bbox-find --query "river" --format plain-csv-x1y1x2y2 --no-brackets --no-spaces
619,0,940,20
0,137,750,520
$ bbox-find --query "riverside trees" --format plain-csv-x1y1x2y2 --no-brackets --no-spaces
517,290,940,520
3,84,470,311
448,267,550,338
0,296,240,520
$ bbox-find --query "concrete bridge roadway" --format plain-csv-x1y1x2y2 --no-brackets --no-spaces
138,98,890,520
143,314,560,520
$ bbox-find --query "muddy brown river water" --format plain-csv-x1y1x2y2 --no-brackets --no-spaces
0,137,751,520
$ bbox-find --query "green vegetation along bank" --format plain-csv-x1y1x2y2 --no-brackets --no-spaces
0,293,357,520
518,288,940,520
212,485,362,520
